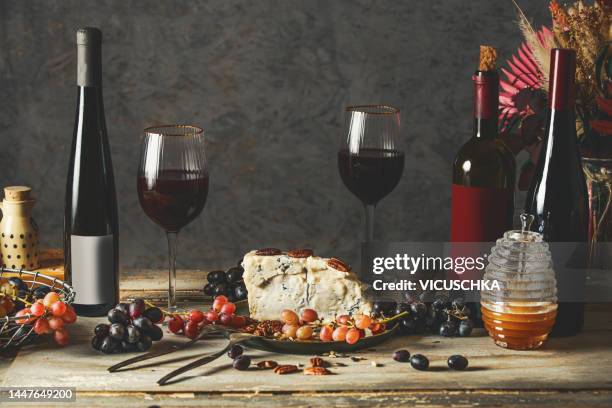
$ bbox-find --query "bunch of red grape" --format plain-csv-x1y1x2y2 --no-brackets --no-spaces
167,295,247,339
13,291,77,346
280,309,386,345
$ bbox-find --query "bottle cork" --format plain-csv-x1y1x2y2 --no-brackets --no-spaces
479,45,497,71
4,186,33,202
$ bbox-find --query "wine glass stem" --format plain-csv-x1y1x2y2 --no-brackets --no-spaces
364,204,375,242
166,231,178,311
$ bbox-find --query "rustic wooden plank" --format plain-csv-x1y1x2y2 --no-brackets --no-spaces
46,390,612,407
2,305,611,393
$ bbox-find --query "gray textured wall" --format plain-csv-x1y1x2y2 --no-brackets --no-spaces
0,0,548,271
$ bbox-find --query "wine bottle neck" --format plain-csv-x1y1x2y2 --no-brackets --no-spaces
77,28,102,87
472,70,499,140
548,48,575,110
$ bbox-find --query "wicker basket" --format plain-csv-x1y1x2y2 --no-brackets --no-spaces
0,267,75,349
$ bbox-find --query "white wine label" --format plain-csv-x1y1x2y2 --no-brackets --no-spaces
70,235,116,305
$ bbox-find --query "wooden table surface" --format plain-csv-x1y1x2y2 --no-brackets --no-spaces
0,268,611,407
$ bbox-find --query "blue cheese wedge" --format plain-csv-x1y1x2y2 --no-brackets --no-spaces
242,250,373,321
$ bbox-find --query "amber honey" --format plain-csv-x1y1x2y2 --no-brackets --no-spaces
481,303,557,350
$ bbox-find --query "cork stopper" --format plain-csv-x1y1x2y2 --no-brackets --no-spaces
4,186,33,202
478,45,497,71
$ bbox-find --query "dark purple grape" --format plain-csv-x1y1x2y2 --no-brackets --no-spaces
458,319,473,337
91,336,103,351
143,307,163,324
410,354,429,371
232,355,251,370
109,323,125,340
448,355,469,370
8,277,27,291
372,300,397,317
226,266,244,283
32,286,51,300
439,320,458,337
213,283,228,297
100,336,119,354
399,317,416,334
137,335,152,352
392,349,410,362
207,270,227,284
94,323,110,338
410,302,427,318
394,302,411,316
147,324,163,341
133,316,153,333
121,340,138,352
227,344,243,359
126,325,141,344
234,282,248,300
203,283,215,296
115,303,130,316
129,299,145,319
108,308,128,325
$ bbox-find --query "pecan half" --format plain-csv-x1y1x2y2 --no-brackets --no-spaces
287,248,314,258
304,366,332,376
256,248,282,256
310,357,329,367
257,360,278,369
326,257,350,272
273,364,298,375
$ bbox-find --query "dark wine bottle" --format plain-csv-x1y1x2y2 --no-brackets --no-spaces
450,46,516,327
525,48,588,336
64,27,119,316
451,46,516,243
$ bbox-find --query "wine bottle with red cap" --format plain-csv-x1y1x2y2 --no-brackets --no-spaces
525,48,588,336
451,46,516,244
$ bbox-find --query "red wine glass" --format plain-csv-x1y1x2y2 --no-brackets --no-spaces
137,125,209,311
338,105,404,242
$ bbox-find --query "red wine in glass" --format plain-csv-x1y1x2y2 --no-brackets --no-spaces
338,105,404,241
137,170,209,233
338,148,405,205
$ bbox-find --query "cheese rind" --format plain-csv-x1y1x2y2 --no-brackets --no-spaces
242,250,372,321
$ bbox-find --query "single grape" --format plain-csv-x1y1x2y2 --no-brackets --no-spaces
227,344,243,359
61,305,77,324
230,315,246,328
51,301,67,317
394,302,411,316
94,323,110,338
332,325,349,341
137,335,153,352
33,317,51,334
168,315,184,334
48,317,64,331
218,313,232,326
372,300,397,317
393,349,411,362
205,310,219,322
189,309,206,324
233,283,248,300
301,308,318,323
147,324,163,341
8,277,27,292
30,301,45,317
226,266,244,283
212,296,229,311
345,328,360,344
399,317,416,334
354,315,372,330
203,283,215,296
121,340,138,352
184,321,199,339
91,335,103,351
42,292,60,308
126,325,141,343
232,355,251,371
220,302,236,316
432,298,447,312
207,270,227,284
458,319,473,337
129,299,145,319
14,308,34,325
54,328,70,346
281,309,299,325
282,324,298,338
369,322,386,335
296,325,313,340
132,316,153,333
32,286,50,300
439,320,458,337
319,325,334,342
100,336,118,354
115,303,130,316
410,354,429,371
109,323,125,340
107,309,128,325
447,354,469,370
143,307,164,324
213,283,228,297
410,302,427,318
336,315,351,325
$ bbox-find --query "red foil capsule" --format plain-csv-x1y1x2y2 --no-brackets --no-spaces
548,48,576,110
